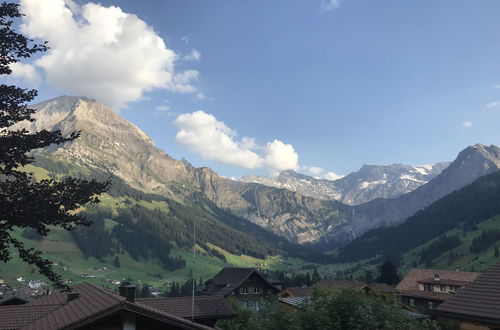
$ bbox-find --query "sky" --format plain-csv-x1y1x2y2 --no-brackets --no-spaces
10,0,500,179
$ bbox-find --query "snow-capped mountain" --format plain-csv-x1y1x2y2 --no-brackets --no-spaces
240,163,450,205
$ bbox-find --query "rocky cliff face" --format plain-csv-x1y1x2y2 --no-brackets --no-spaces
326,144,500,246
21,96,346,244
240,163,449,205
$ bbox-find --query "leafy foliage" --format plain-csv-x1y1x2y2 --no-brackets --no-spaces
0,2,108,288
217,288,440,330
470,229,500,254
420,235,460,267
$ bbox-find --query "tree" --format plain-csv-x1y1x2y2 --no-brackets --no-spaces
113,256,121,268
377,260,400,285
0,3,108,289
139,283,151,298
495,245,499,258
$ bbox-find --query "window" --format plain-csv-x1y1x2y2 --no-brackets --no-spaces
253,287,261,294
240,287,248,294
409,299,415,307
427,302,434,310
440,285,445,292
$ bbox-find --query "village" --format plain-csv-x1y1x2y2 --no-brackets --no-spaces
1,263,499,329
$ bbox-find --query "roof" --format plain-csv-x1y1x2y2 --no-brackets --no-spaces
278,296,309,308
417,278,471,286
280,286,313,298
396,269,479,293
436,263,500,324
366,283,395,294
315,279,365,290
136,295,235,319
398,290,451,302
0,282,215,330
202,267,278,296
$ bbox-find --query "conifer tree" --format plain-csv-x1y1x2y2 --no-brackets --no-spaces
0,2,108,289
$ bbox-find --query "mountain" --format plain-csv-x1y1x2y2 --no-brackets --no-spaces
18,96,500,249
336,169,500,263
326,144,500,246
20,96,347,244
240,163,449,205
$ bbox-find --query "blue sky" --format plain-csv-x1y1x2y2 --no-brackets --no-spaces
12,0,500,178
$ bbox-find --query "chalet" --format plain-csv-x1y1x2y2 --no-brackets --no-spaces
436,262,500,329
0,282,221,330
200,267,280,310
396,269,479,315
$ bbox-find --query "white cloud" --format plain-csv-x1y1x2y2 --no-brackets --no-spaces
306,166,325,176
494,85,500,89
322,0,342,11
486,101,500,109
462,121,473,128
324,172,343,181
180,36,189,44
184,49,201,62
263,140,299,174
174,111,299,174
9,62,41,86
19,0,199,109
175,111,263,169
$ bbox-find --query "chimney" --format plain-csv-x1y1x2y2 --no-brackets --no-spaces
67,292,80,302
434,274,440,282
119,281,136,303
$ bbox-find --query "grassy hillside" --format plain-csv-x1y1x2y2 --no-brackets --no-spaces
400,215,500,274
1,162,313,290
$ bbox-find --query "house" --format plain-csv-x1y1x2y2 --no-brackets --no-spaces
396,269,479,315
0,290,32,306
0,282,218,330
315,279,365,290
278,286,313,299
436,262,500,329
200,267,280,310
137,295,236,327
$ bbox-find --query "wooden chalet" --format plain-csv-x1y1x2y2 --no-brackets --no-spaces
396,269,479,315
200,267,280,310
436,262,500,330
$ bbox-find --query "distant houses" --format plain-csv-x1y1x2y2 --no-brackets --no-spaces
435,262,500,329
396,269,479,315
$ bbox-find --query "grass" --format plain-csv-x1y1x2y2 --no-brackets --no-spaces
400,215,500,275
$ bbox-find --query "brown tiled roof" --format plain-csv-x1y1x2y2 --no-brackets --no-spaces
396,269,479,293
280,287,313,297
366,283,395,294
436,263,500,323
0,282,215,330
398,290,450,302
0,305,60,330
136,295,235,319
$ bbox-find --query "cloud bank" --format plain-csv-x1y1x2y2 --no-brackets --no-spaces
19,0,199,109
174,111,299,174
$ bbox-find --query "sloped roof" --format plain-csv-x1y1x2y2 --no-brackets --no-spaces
0,305,60,330
202,267,278,296
279,296,309,308
280,286,313,297
396,269,479,293
366,282,395,294
436,263,500,323
136,295,235,319
0,282,215,330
